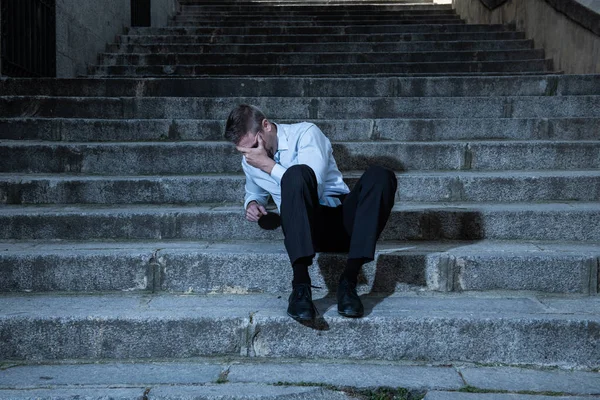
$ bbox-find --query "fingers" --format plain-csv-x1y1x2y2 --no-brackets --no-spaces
257,135,264,149
245,203,264,222
236,146,250,154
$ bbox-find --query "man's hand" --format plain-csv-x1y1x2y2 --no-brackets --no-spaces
237,135,276,174
246,201,268,222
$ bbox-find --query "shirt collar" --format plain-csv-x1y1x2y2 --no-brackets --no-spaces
273,122,288,153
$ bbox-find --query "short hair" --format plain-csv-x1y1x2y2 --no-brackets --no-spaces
224,104,267,145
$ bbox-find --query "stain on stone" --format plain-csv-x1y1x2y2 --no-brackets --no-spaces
449,177,466,201
308,98,319,119
462,144,473,171
56,146,84,173
502,99,514,118
545,76,559,96
168,119,181,140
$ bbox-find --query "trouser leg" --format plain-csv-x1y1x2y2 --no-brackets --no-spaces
342,165,397,261
280,164,320,265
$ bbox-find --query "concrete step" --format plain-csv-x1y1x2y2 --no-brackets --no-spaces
169,18,465,27
1,292,598,367
2,202,600,241
179,2,444,10
2,361,599,400
179,3,447,12
2,170,600,205
90,59,552,76
2,75,596,98
127,24,513,36
3,140,600,174
98,50,546,67
0,384,348,400
1,240,598,294
105,39,535,54
2,118,599,142
126,24,513,36
3,96,597,119
175,8,455,15
117,32,521,45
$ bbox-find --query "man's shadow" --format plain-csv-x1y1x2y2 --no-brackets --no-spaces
312,210,485,318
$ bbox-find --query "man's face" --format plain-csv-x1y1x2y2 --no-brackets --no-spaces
237,123,276,159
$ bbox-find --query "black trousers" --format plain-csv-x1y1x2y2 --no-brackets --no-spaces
280,164,398,265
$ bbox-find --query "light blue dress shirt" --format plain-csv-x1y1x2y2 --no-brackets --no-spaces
242,122,350,212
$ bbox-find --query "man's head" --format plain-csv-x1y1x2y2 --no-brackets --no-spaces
225,104,277,158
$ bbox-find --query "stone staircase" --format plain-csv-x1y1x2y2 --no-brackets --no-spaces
1,0,599,398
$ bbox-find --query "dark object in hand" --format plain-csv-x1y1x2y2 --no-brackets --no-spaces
258,212,281,230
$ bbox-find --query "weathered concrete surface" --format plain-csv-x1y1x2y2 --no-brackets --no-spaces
2,96,599,119
227,362,463,390
459,366,600,395
452,0,600,74
1,360,600,399
3,118,600,142
0,384,350,400
1,293,599,368
424,393,597,400
3,170,600,205
4,140,600,174
1,240,598,295
2,203,600,242
55,0,180,78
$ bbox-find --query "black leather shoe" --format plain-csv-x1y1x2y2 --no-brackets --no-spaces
287,283,317,321
337,276,364,318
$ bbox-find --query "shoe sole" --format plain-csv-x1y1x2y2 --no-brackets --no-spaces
338,310,364,318
287,311,315,322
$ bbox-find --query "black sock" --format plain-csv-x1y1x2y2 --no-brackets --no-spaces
344,258,367,284
292,257,312,286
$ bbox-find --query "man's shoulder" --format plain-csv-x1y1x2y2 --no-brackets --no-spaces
285,122,323,141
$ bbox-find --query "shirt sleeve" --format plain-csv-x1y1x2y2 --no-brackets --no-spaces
296,124,331,199
242,159,270,210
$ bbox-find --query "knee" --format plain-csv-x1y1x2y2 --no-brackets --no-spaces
364,165,397,189
281,164,317,191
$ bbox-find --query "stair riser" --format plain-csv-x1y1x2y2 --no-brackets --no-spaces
1,249,595,294
98,50,545,66
3,142,600,174
2,174,600,205
4,96,597,119
127,24,513,35
1,312,597,367
4,76,597,98
2,208,600,241
175,9,456,15
2,118,599,142
118,32,521,45
169,18,464,27
90,60,552,76
105,40,534,54
178,5,449,12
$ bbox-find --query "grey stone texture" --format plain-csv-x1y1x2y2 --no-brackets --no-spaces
55,0,180,78
2,203,600,242
424,393,597,400
453,0,600,73
458,366,600,395
1,293,599,368
1,241,598,295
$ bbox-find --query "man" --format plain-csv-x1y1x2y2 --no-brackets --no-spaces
224,104,397,321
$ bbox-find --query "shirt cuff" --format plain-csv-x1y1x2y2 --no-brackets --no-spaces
270,163,287,185
244,197,262,210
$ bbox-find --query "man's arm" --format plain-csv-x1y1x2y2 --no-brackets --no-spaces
242,159,270,210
